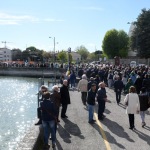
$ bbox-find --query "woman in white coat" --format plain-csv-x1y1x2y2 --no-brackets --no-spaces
124,86,140,130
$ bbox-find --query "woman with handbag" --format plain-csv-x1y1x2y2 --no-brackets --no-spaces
124,86,140,130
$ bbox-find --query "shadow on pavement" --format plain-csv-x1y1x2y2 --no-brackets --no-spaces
92,123,126,149
56,138,63,150
104,108,111,114
118,103,126,109
145,110,150,115
94,104,111,115
143,125,150,131
57,124,71,143
101,118,134,142
133,129,150,145
63,118,85,139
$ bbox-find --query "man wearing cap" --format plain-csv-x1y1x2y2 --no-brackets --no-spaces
87,83,97,124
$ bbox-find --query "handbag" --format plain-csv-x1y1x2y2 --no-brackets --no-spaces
125,94,129,106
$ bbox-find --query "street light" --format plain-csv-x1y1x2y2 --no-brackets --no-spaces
68,47,71,71
49,37,55,62
49,36,58,84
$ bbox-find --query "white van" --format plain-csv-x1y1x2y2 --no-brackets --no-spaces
130,61,137,67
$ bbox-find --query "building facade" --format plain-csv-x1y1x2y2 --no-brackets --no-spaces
70,52,81,62
128,23,137,57
0,48,12,62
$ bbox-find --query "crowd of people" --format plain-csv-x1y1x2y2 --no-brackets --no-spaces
35,80,70,149
35,63,150,149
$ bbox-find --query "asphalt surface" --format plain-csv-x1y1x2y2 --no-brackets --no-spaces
43,88,150,150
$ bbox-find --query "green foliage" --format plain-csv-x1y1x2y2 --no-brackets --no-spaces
69,53,72,63
26,46,37,52
42,51,52,62
11,48,22,61
131,8,150,58
88,52,97,61
102,29,129,58
57,51,67,62
75,45,89,61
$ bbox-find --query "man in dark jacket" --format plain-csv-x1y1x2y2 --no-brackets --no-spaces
88,77,98,91
40,92,57,149
142,74,150,95
139,87,150,127
114,76,124,105
87,83,97,124
60,80,71,118
97,82,107,120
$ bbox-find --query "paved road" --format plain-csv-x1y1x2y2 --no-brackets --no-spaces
44,88,150,150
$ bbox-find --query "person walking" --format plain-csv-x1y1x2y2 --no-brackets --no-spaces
107,70,114,88
70,70,76,88
60,80,71,118
138,87,150,127
124,78,133,94
114,76,124,105
77,74,88,106
40,92,57,149
35,85,49,125
50,85,61,123
96,82,108,120
87,83,97,124
134,72,143,94
124,86,140,130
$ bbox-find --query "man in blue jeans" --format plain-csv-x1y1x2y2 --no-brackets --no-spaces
40,92,57,149
87,83,97,124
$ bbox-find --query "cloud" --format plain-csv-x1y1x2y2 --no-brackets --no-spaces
0,19,19,25
44,18,64,22
0,12,64,25
78,6,104,11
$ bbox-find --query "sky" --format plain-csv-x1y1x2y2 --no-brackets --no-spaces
0,0,149,52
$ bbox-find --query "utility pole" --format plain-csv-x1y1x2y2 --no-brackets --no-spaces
2,41,11,48
49,36,57,85
68,47,71,71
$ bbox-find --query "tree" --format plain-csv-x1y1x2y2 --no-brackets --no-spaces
102,29,129,58
22,47,43,62
26,46,37,52
11,48,22,61
68,53,72,63
88,52,97,61
75,45,89,61
118,30,129,57
57,51,67,62
130,8,150,58
42,51,52,62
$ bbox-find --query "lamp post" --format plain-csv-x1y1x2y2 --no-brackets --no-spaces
68,47,71,71
49,37,57,84
49,37,55,62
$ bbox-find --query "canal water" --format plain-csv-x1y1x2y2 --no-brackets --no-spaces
0,76,52,150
